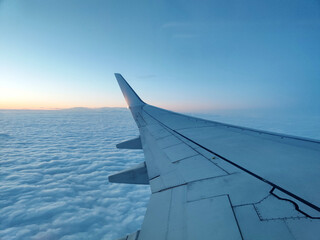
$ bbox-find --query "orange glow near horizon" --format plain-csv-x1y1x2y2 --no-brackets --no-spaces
0,104,126,111
0,87,127,110
0,95,127,110
0,73,127,110
0,101,127,110
0,84,244,112
0,99,244,112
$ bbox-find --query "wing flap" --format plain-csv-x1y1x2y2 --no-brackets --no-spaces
139,185,243,240
108,162,149,185
186,195,242,240
116,136,142,149
116,230,141,240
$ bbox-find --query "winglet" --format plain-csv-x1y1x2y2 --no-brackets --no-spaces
115,73,145,107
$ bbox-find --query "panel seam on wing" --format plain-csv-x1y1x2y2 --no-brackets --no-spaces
142,109,320,214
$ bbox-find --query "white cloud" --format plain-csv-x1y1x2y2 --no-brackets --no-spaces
1,108,319,239
0,109,150,240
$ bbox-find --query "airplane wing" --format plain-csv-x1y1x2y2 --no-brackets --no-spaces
110,73,320,240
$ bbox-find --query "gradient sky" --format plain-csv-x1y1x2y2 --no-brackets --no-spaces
0,0,319,113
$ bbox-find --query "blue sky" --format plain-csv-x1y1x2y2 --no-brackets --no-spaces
0,0,319,113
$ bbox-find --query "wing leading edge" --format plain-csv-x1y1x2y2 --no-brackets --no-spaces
110,74,320,240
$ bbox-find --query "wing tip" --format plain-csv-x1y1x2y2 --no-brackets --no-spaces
114,73,145,107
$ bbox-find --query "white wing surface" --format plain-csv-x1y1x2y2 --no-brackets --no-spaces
110,74,320,240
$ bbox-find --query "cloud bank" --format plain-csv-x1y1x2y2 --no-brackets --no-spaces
1,108,319,239
0,109,149,240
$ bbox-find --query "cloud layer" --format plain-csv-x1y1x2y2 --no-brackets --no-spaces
1,108,319,239
0,109,150,240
